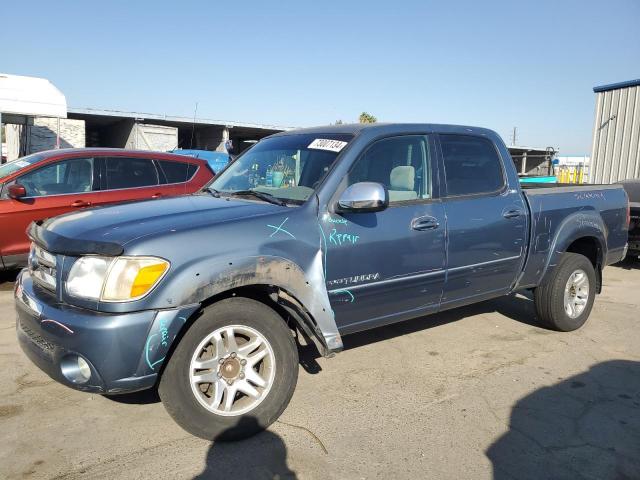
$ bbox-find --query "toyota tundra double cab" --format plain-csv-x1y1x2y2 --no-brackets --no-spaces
16,123,629,440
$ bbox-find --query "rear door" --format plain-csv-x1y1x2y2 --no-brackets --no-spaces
4,156,100,256
437,134,527,308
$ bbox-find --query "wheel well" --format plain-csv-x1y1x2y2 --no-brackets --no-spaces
197,284,329,357
566,237,601,268
566,236,602,292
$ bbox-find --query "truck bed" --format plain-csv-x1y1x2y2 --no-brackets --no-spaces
515,183,628,289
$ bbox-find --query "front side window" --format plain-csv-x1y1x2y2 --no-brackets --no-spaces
348,135,431,203
211,133,353,203
105,157,159,189
18,157,94,197
440,135,504,196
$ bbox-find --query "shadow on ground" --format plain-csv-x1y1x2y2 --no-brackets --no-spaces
0,269,19,291
612,256,640,270
487,360,640,480
340,292,539,354
190,417,295,479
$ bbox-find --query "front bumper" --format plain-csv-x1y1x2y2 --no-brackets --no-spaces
15,270,198,394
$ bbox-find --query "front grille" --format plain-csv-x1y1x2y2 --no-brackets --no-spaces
28,243,57,291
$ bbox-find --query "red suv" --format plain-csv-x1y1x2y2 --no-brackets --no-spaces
0,148,214,270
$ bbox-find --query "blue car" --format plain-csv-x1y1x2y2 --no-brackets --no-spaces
169,149,230,174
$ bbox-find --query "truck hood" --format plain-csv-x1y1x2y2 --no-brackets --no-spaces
35,194,288,255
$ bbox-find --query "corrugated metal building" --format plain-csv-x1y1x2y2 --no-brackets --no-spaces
590,79,640,183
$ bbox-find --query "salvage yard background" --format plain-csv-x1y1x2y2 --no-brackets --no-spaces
1,261,638,480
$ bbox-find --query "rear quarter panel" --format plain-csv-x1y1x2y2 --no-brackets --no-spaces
516,185,628,289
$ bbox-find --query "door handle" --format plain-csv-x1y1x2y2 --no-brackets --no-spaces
503,209,523,219
412,216,440,231
71,200,91,208
151,193,163,199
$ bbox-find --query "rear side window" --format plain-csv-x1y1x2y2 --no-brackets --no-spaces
440,135,504,196
157,160,197,184
105,157,159,189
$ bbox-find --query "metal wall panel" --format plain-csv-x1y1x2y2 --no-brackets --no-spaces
591,84,640,183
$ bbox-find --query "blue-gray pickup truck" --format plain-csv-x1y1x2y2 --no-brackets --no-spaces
15,123,629,440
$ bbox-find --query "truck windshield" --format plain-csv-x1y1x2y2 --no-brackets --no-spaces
209,133,353,203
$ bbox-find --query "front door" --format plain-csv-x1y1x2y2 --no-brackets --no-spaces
323,135,446,334
5,156,101,257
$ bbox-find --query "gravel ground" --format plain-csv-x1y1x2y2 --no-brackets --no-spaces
0,261,638,480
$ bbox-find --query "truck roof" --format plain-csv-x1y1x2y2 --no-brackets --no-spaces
270,123,498,138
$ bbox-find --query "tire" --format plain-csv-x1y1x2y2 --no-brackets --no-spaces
534,252,596,331
158,297,298,441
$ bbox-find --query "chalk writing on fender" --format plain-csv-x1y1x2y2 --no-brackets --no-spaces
329,228,360,246
159,318,169,347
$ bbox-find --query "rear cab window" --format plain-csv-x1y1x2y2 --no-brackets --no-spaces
439,135,505,196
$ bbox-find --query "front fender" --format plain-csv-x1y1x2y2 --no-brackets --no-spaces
159,252,340,348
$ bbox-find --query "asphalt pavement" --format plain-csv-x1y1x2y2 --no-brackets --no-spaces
1,261,639,479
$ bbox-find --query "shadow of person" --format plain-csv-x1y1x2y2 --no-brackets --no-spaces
194,417,296,479
486,360,640,480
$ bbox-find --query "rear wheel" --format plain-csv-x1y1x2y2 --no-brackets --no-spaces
534,252,596,331
159,297,298,440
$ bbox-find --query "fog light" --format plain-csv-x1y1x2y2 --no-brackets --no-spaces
60,355,92,384
77,357,91,381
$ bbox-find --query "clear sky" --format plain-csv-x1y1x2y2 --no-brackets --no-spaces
2,0,639,154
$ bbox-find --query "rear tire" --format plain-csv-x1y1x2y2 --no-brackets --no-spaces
159,297,298,441
534,252,596,331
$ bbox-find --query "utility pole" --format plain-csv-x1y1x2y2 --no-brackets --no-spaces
510,126,518,146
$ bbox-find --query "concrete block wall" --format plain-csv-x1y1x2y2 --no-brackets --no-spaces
126,123,178,151
194,126,229,152
27,117,85,153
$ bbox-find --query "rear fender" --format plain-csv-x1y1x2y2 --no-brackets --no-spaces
541,211,606,285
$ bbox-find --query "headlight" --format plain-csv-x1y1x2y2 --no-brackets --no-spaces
66,256,169,302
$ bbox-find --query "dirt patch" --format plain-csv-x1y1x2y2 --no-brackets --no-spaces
0,404,24,418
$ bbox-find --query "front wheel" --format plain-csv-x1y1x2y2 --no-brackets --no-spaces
534,252,597,331
158,297,299,441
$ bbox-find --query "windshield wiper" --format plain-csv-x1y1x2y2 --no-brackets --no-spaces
229,190,287,206
203,186,221,198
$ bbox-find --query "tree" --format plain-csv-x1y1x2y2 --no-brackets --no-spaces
359,112,377,124
333,120,344,125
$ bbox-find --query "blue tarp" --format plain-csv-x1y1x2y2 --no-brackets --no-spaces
169,149,230,174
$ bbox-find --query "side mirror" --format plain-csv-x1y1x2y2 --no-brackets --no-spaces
8,184,27,200
337,182,388,212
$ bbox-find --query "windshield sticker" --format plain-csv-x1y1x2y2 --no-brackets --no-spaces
308,139,348,152
13,160,30,168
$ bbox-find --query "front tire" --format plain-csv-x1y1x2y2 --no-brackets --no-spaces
159,297,299,441
534,252,596,331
